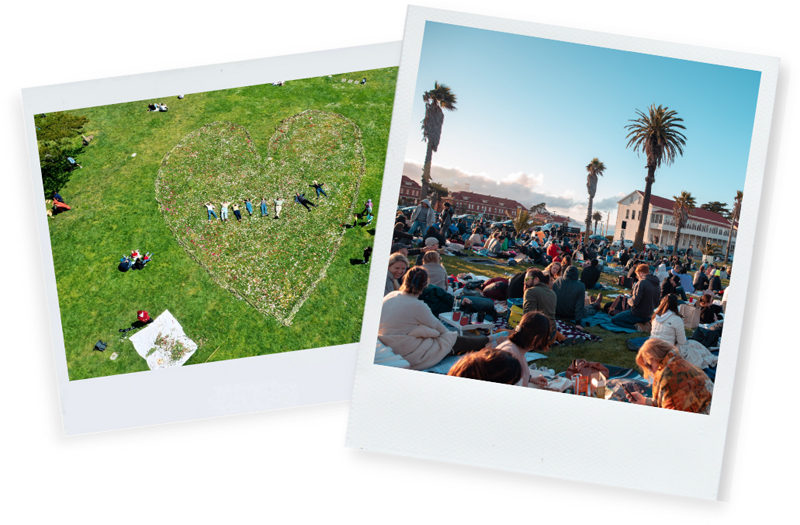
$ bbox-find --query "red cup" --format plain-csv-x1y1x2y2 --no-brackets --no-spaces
460,315,469,326
452,311,461,321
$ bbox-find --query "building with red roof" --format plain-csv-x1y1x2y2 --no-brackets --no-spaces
615,190,737,252
442,191,528,222
398,175,422,206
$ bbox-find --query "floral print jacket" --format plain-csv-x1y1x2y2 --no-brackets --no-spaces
651,351,713,414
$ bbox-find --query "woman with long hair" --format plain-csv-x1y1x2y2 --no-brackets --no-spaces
494,312,552,387
378,268,504,370
543,261,562,288
626,339,713,414
384,253,408,296
447,347,523,385
649,294,718,369
421,250,447,290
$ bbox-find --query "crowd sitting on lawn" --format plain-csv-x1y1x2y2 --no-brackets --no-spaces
378,199,730,412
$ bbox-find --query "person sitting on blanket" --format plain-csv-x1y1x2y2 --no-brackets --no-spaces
552,265,603,323
697,292,723,324
491,312,552,387
649,294,718,370
611,264,660,331
506,268,534,300
580,258,602,290
415,237,440,266
660,274,684,302
447,347,523,386
626,338,714,414
378,267,505,370
464,227,483,250
421,251,448,290
558,255,573,277
385,253,409,296
672,265,695,295
392,222,415,246
709,269,723,293
423,224,447,250
523,269,558,344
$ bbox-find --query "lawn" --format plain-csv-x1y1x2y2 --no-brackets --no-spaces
436,253,723,375
44,67,398,380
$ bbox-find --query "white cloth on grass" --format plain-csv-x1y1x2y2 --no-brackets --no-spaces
129,310,198,370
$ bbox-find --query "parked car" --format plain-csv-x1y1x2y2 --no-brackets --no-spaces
645,243,659,251
610,239,634,249
660,245,674,255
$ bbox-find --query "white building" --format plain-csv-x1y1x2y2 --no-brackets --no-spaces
614,190,737,251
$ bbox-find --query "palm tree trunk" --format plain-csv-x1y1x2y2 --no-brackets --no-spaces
723,204,739,263
584,197,593,244
633,166,655,251
674,225,682,253
421,142,434,202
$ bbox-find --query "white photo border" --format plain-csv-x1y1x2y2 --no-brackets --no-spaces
22,41,402,436
346,6,778,500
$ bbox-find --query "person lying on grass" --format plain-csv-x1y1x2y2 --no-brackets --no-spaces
244,198,253,217
220,201,232,221
274,197,284,219
204,202,218,220
378,267,506,371
626,338,713,414
310,180,327,198
260,197,268,217
447,347,523,386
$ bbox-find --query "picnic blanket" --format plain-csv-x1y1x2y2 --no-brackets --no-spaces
492,315,602,345
626,336,650,351
580,311,639,334
422,351,549,375
128,310,198,370
466,257,505,266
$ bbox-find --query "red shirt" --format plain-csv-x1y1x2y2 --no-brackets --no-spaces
547,243,560,258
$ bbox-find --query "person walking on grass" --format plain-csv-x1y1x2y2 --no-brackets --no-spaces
310,180,327,198
260,197,269,217
204,202,218,221
274,197,285,219
231,202,242,221
244,198,253,217
295,192,316,212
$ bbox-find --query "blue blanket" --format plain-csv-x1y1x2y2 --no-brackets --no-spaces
581,312,639,334
423,351,548,375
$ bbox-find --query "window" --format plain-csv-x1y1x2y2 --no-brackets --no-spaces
626,209,630,219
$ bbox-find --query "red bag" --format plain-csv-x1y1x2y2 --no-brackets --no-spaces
565,359,609,381
137,310,151,323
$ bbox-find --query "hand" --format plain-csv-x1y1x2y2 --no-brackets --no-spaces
531,375,549,387
461,298,472,305
626,391,646,405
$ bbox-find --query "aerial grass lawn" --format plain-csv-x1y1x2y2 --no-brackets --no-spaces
45,67,398,380
436,254,720,375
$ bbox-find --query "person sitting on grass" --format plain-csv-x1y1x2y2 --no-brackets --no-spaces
464,227,483,250
697,292,723,324
693,264,709,291
493,311,553,387
52,191,65,203
611,263,660,331
552,265,603,323
392,222,415,246
385,253,409,296
580,258,602,290
415,237,440,266
447,347,523,386
626,338,713,414
559,255,573,277
295,192,316,211
522,269,557,344
390,242,437,262
543,261,562,289
649,294,718,370
660,274,683,302
423,224,447,249
378,268,504,370
421,250,448,290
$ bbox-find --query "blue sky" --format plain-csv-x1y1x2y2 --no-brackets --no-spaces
403,22,761,227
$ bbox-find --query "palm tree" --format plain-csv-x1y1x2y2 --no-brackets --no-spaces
625,104,687,250
584,158,606,244
420,82,457,201
724,190,743,264
672,191,696,252
510,209,533,235
592,211,603,234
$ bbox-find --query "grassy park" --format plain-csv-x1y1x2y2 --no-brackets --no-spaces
40,67,398,380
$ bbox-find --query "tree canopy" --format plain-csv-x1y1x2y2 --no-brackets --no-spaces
700,201,730,217
34,112,89,196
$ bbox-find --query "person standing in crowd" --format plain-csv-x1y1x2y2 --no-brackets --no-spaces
407,199,436,238
440,202,454,236
611,263,660,331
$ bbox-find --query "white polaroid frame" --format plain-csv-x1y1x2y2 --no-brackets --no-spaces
22,41,401,436
346,7,778,500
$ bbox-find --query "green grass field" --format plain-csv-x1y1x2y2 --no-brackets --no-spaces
44,67,398,380
437,254,726,375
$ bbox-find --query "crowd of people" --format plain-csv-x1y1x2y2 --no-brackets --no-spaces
377,198,729,414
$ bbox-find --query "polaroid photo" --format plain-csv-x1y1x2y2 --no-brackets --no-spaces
22,41,401,435
346,7,778,499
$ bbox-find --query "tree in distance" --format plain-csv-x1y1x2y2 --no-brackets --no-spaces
584,157,606,244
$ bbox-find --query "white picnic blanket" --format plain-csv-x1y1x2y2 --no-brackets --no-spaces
128,310,198,370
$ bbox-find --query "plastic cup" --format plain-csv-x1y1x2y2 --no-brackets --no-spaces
460,315,469,326
452,311,461,321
